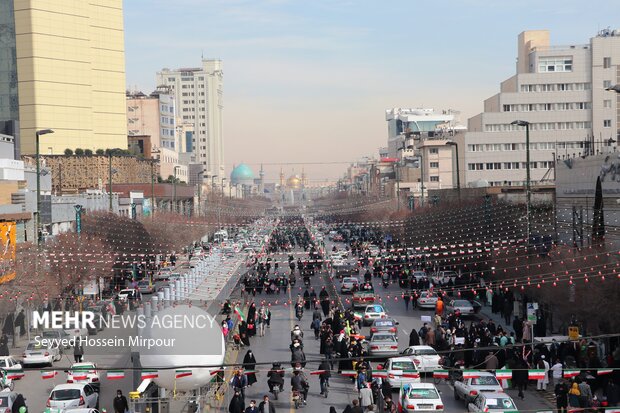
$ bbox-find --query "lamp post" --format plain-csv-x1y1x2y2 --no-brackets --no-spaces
196,170,207,216
511,120,531,244
35,129,54,244
107,151,120,212
173,166,180,213
150,150,160,219
446,141,461,200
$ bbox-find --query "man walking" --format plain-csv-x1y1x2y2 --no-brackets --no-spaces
113,390,129,413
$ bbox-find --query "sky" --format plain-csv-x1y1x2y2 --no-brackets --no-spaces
124,0,620,182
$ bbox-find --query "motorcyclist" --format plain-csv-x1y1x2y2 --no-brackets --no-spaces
318,358,331,395
267,363,284,393
291,369,309,404
295,304,304,320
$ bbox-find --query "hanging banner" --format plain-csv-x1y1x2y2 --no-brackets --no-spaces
0,221,16,284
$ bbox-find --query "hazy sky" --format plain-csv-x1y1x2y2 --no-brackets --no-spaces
124,0,619,182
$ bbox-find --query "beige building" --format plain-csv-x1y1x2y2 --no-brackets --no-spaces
465,29,620,187
13,0,127,155
126,87,177,150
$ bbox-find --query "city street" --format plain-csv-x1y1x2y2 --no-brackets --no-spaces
219,242,555,413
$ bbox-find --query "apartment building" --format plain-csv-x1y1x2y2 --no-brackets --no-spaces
156,60,224,179
465,29,620,187
126,87,176,150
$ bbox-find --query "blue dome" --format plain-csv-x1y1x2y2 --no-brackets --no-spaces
230,164,255,185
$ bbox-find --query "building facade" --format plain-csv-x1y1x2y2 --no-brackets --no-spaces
156,59,224,180
9,0,127,155
464,29,620,188
126,87,177,150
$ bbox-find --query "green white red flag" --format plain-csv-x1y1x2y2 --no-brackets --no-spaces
107,371,125,380
528,369,546,380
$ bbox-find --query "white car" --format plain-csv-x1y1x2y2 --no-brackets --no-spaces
67,362,100,391
467,392,518,413
446,299,476,316
0,390,27,412
340,277,359,294
47,383,98,410
23,340,61,366
378,357,421,387
411,271,428,282
398,382,444,412
416,291,439,309
400,345,442,373
117,288,139,301
0,356,24,379
432,270,458,285
362,304,387,326
454,372,503,403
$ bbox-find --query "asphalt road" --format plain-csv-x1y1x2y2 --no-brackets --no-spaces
219,242,554,413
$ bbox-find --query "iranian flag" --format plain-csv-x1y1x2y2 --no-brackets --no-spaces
6,370,24,380
141,370,159,380
107,371,125,380
234,306,246,322
373,370,388,378
71,372,89,380
597,369,613,376
350,334,365,340
353,313,363,321
243,370,256,376
402,370,420,378
341,370,357,377
175,370,192,379
462,370,480,379
210,369,224,376
528,369,546,380
41,371,57,380
310,370,326,375
433,370,449,379
496,370,512,380
563,370,580,378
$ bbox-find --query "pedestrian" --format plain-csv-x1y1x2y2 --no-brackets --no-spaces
408,329,420,346
554,380,569,413
577,378,592,407
359,383,374,409
384,396,397,413
0,334,8,356
113,390,129,413
243,350,257,386
485,351,499,371
244,399,258,413
366,404,377,413
229,390,245,413
74,340,84,362
403,292,410,311
258,395,276,413
537,356,550,391
549,359,563,387
435,297,443,317
14,310,25,338
329,407,337,413
257,307,266,337
350,398,363,413
222,320,229,338
239,321,251,347
568,382,581,409
230,370,248,401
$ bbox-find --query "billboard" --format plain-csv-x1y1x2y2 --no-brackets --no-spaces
0,222,16,284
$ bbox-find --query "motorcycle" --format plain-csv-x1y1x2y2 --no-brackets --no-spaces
270,383,283,400
292,390,303,409
295,306,304,321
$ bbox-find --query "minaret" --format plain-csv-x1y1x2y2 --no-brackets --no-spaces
301,166,307,188
279,167,284,188
259,164,265,193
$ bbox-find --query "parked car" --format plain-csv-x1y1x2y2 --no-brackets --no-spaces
454,372,503,403
398,382,444,413
23,340,61,367
46,383,98,410
377,357,420,387
400,345,442,373
0,357,24,380
432,270,458,285
445,299,476,316
367,333,399,358
362,304,387,326
416,291,439,309
467,392,518,412
411,271,428,282
67,362,100,391
369,318,398,337
340,277,359,294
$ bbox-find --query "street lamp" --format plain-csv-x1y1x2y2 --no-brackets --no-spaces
511,120,531,244
36,128,54,244
149,151,160,218
196,170,207,216
446,141,461,199
173,166,180,213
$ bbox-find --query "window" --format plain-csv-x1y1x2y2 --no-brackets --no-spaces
538,57,572,72
486,163,502,170
430,162,439,168
430,176,439,182
468,163,483,171
604,120,612,127
604,57,611,69
520,84,537,92
503,105,511,112
429,148,439,154
540,84,555,92
604,99,612,108
557,83,572,91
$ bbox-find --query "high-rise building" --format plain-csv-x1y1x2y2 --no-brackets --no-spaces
156,59,224,180
464,29,620,187
1,0,128,155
